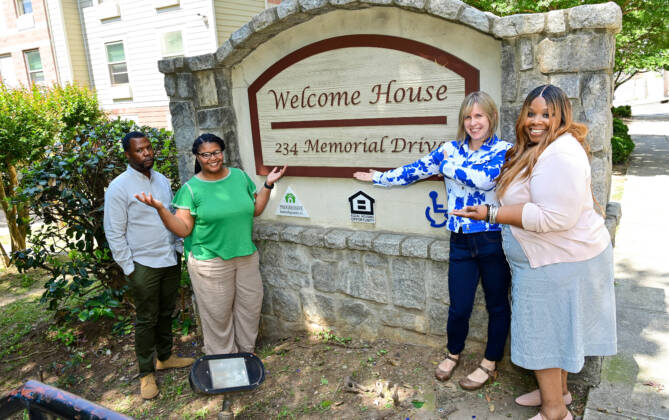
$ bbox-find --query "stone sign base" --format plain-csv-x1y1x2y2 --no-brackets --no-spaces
253,202,620,386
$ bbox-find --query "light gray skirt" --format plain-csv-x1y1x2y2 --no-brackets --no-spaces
502,225,617,373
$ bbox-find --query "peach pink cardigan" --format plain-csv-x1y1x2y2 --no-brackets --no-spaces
500,133,610,268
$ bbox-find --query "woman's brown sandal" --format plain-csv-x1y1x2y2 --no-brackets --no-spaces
434,354,460,381
458,364,497,390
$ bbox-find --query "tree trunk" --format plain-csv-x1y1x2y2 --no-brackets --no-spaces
0,241,9,267
0,163,27,257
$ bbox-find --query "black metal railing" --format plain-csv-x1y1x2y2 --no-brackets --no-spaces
0,380,132,420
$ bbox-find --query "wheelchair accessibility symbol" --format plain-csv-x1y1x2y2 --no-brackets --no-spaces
425,191,448,228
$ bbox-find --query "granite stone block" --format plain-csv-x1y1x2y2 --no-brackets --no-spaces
568,3,622,31
425,0,464,20
280,225,308,243
401,236,434,258
372,233,403,256
519,37,533,70
381,308,428,333
299,227,327,247
346,230,376,250
195,71,218,107
312,261,338,293
164,74,176,97
301,290,337,323
338,300,372,325
186,54,215,71
393,0,426,10
493,13,544,38
460,6,490,33
549,73,580,99
272,288,301,322
546,10,565,34
537,33,615,73
324,229,353,249
391,258,426,310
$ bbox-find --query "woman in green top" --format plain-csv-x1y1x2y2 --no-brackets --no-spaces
136,133,286,354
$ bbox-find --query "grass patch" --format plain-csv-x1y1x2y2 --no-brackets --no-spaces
0,267,48,297
0,296,51,359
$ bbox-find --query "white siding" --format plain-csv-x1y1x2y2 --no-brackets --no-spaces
80,0,217,109
214,0,264,44
45,0,73,84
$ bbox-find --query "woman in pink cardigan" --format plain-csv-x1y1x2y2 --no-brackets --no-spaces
453,84,616,420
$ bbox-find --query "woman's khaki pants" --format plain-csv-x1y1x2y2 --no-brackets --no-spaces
187,251,263,354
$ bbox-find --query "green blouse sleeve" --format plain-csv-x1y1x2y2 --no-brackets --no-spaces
243,171,257,202
172,182,197,215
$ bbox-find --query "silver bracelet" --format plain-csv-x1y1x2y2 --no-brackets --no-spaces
489,205,498,224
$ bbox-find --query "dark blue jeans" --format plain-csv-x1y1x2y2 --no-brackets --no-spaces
446,230,511,361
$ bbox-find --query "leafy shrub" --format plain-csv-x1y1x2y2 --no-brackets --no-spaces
611,105,632,118
0,84,62,258
611,117,635,164
13,118,178,321
0,83,104,263
49,84,106,135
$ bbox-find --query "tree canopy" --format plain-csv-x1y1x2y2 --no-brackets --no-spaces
466,0,669,90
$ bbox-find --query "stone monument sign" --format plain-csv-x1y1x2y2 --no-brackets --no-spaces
159,0,622,384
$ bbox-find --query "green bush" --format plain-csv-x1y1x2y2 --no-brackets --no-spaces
49,84,106,135
611,117,635,164
611,105,632,118
13,118,178,322
0,84,62,258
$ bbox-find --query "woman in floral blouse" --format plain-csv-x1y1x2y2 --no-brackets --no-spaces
354,91,511,390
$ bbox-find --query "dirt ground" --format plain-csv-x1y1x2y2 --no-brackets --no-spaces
0,265,592,420
1,304,589,419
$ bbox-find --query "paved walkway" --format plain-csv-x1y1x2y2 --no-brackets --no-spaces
584,111,669,419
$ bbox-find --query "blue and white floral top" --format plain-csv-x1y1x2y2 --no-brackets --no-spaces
372,134,512,234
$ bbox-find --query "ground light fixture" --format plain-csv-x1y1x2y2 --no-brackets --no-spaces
189,352,266,419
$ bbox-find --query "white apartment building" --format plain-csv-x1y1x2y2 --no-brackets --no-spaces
1,0,279,128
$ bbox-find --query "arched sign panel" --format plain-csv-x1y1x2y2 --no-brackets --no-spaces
248,34,479,177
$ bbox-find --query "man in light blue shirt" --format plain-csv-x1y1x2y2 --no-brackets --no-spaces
104,131,192,399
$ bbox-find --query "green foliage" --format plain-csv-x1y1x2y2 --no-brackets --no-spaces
0,83,104,259
464,0,669,90
316,330,352,345
611,105,632,118
0,84,61,171
13,118,178,322
611,117,635,163
49,84,105,136
48,324,77,347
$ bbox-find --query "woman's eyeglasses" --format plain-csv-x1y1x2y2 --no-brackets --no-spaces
197,150,223,159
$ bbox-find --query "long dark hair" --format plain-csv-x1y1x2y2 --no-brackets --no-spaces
496,84,588,197
192,133,225,174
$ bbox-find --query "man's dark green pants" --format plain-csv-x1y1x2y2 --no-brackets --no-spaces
127,258,181,376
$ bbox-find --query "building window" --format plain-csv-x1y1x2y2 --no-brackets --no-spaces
105,41,128,85
24,50,44,84
16,0,33,15
160,31,183,58
1,54,19,87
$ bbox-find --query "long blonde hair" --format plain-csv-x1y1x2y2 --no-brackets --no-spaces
456,91,499,142
496,85,588,197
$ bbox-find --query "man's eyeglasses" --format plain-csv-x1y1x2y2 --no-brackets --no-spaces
197,150,223,159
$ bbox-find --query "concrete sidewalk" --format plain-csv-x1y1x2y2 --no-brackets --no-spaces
584,112,669,419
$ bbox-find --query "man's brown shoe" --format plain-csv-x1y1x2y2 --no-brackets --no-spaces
140,373,159,400
156,354,195,370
